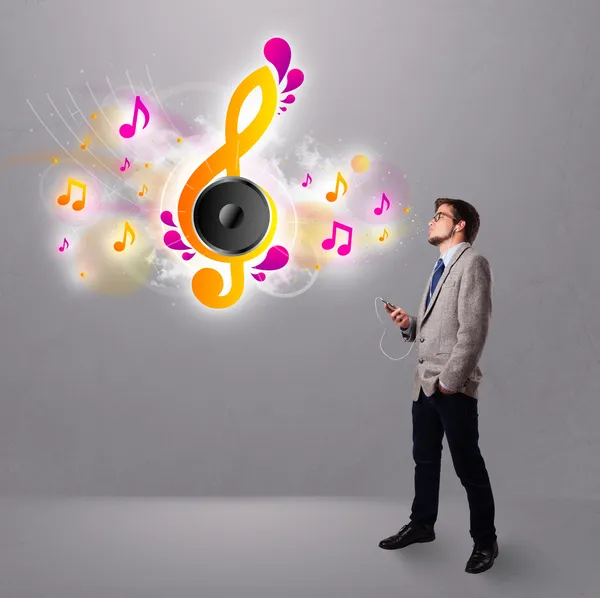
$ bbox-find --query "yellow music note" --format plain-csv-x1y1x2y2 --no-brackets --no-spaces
379,228,389,242
113,221,136,252
176,65,279,309
138,184,148,197
325,171,348,202
80,137,90,150
57,178,86,211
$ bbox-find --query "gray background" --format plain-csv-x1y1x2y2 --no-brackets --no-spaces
2,1,600,595
1,0,599,500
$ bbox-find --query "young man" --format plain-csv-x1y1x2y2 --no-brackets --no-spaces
379,198,498,574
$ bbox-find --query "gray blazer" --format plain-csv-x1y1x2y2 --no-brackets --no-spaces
401,242,492,400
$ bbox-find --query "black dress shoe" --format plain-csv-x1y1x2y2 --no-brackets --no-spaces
465,540,499,574
378,523,435,550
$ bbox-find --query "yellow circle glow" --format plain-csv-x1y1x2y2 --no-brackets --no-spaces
351,154,370,173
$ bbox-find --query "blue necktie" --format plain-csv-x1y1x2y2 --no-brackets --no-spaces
425,257,445,310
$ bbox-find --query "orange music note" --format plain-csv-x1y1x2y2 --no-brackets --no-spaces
322,220,353,256
379,228,389,242
138,184,148,197
113,221,136,252
119,96,150,139
57,178,86,211
325,171,348,202
80,136,90,150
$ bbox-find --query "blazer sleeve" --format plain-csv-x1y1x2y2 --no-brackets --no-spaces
439,256,492,391
401,315,417,343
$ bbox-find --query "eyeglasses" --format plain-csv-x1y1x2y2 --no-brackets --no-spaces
431,211,457,223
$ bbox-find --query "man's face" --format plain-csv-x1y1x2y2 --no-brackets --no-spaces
428,204,456,246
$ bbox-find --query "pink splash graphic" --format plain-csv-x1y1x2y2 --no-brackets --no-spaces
160,210,177,228
251,245,289,282
160,213,196,260
282,69,304,93
264,37,304,114
163,230,191,251
253,245,289,271
264,38,291,83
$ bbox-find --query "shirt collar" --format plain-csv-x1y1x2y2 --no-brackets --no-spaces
438,241,468,268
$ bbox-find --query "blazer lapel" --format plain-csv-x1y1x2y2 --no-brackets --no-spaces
420,243,471,322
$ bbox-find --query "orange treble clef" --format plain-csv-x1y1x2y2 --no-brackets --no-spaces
177,65,279,309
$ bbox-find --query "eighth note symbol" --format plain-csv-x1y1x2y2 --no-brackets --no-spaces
374,192,390,215
138,184,148,197
113,221,136,252
119,157,131,172
379,228,389,242
59,238,69,252
119,95,150,139
322,220,353,256
80,137,90,150
301,173,312,187
326,171,348,202
57,178,86,211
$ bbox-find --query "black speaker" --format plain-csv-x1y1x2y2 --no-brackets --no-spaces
192,176,271,256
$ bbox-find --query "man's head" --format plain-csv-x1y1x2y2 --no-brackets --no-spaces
428,198,480,252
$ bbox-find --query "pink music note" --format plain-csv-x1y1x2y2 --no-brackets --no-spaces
119,96,150,139
301,173,312,187
58,238,69,252
119,157,131,172
374,192,391,215
322,220,353,256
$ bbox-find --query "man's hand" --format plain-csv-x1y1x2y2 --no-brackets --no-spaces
385,304,410,330
437,380,455,395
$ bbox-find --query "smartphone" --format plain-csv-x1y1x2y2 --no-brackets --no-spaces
378,297,398,311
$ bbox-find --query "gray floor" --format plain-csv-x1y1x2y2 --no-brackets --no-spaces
2,497,599,597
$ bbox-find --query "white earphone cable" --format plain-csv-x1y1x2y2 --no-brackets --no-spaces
376,227,457,360
374,298,416,360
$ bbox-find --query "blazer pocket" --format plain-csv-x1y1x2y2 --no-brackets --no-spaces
437,338,454,354
437,308,458,355
441,278,458,289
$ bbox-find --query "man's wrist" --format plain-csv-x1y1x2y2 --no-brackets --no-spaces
438,380,455,392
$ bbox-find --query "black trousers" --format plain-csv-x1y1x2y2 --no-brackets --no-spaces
409,386,497,545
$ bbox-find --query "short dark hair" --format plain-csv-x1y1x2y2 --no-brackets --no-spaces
434,198,480,245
